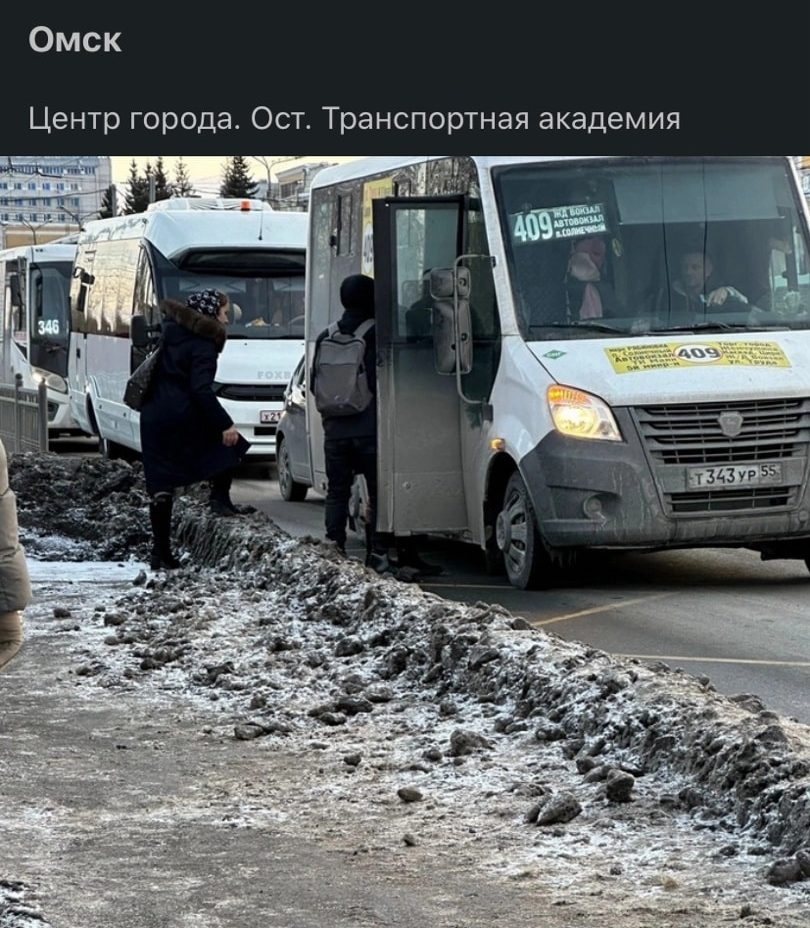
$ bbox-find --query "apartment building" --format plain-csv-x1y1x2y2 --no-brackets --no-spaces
0,156,113,246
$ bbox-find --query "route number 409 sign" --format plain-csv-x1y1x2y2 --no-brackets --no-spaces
510,202,607,244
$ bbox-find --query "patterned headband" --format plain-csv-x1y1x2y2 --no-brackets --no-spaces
186,289,223,316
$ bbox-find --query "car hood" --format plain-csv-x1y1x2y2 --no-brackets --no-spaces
217,339,304,386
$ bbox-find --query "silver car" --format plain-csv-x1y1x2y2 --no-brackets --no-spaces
276,356,311,501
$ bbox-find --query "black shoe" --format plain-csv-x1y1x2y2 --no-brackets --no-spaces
209,498,240,517
150,550,181,570
365,551,392,574
395,550,444,576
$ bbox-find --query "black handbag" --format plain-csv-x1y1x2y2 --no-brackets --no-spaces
123,342,163,411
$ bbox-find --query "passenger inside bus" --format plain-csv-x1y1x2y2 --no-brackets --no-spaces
565,235,623,319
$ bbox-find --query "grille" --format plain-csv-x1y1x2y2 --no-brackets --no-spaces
254,426,277,437
635,398,810,465
634,398,810,517
668,486,796,514
216,384,286,402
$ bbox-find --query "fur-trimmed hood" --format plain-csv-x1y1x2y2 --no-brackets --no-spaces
160,299,227,352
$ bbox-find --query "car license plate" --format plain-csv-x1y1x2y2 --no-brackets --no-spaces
260,410,281,424
686,462,783,489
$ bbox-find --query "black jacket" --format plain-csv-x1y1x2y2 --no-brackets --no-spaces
312,309,377,440
139,299,250,495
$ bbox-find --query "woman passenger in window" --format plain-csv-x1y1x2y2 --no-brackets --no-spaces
565,236,622,319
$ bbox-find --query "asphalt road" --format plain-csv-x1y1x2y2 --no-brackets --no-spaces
230,461,810,725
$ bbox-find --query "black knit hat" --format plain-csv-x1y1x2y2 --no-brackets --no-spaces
339,274,375,318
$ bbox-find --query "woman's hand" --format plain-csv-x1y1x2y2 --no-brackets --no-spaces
222,426,240,447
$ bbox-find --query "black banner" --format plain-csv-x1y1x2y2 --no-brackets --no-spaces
6,4,810,155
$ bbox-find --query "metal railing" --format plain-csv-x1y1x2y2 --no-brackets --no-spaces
0,375,49,453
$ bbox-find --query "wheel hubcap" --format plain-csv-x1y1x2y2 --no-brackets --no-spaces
495,509,510,550
499,489,529,574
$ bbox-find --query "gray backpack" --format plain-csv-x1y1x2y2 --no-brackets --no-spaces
312,319,375,417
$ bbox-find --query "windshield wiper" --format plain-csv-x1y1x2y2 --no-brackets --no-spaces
646,321,752,334
34,336,64,352
533,320,625,334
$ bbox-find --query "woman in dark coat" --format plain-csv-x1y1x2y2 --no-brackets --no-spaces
140,289,250,569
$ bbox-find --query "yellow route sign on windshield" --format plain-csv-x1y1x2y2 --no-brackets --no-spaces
605,341,791,374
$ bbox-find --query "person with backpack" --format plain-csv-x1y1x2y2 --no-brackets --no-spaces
311,274,444,579
311,273,387,566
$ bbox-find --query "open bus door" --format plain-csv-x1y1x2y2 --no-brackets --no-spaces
371,196,471,536
10,257,27,364
68,250,96,434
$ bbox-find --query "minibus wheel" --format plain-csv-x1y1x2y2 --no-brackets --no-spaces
277,436,307,502
497,471,550,589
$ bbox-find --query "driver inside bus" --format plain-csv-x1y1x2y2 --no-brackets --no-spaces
656,248,748,319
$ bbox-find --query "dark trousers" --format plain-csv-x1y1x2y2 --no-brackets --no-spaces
324,436,379,550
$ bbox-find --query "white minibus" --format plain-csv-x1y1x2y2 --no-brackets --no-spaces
68,198,306,459
304,156,810,588
0,240,78,435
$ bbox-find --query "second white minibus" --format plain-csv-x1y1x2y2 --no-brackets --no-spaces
68,198,307,459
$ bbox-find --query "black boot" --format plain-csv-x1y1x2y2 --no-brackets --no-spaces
149,493,180,570
209,470,239,516
394,542,444,577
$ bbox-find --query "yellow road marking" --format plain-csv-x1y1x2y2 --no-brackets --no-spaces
421,583,810,667
620,654,810,668
529,593,674,627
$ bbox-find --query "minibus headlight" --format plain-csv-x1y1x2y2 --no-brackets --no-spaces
547,385,622,442
33,371,68,394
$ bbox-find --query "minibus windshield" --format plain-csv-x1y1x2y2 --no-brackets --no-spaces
494,158,810,340
157,249,306,339
29,261,71,350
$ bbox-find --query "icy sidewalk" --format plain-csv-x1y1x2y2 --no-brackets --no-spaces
26,559,149,583
2,550,808,926
3,568,565,928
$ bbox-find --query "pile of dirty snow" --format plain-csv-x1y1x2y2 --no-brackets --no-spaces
9,453,810,903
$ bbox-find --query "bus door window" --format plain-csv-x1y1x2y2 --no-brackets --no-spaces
460,202,500,405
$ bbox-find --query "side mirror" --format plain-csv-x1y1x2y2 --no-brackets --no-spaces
430,267,473,375
130,315,152,349
72,267,95,286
